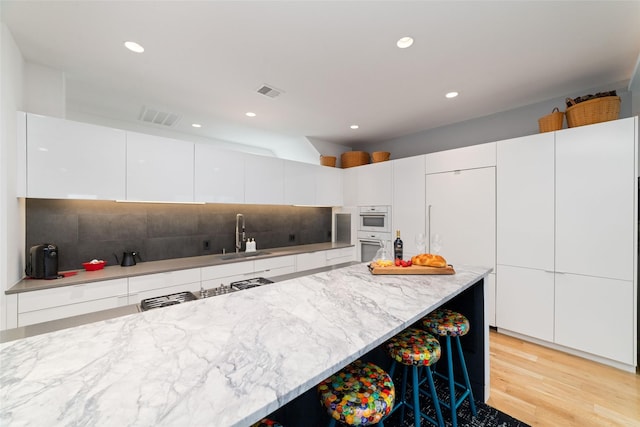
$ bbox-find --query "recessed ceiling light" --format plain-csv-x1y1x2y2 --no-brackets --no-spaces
445,91,459,99
124,41,144,53
246,112,257,117
396,36,414,49
350,125,359,129
191,123,202,128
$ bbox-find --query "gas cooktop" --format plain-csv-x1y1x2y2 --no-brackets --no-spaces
230,277,274,290
140,291,197,311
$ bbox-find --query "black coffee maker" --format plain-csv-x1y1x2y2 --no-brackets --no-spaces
26,244,59,279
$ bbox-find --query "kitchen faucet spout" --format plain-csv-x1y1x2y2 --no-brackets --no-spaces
235,214,246,253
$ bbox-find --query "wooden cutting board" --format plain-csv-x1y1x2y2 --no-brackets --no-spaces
368,263,455,275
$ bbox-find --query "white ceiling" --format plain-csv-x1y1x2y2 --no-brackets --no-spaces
2,1,640,148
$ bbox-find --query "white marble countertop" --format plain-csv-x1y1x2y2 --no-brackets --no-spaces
0,262,491,426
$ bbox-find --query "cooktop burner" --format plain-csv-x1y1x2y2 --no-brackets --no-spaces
230,277,274,290
140,291,197,311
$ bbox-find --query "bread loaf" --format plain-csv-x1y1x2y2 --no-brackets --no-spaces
411,253,447,268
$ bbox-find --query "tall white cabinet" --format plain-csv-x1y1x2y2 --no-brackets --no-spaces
496,117,637,370
392,155,425,258
425,143,497,325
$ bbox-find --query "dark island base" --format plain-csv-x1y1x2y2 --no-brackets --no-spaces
268,279,486,426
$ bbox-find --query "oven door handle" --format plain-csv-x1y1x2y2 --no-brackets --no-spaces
360,238,384,246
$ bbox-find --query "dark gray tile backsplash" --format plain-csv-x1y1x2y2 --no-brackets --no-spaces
26,200,332,271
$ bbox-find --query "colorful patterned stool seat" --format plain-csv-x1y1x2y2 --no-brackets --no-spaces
385,328,444,427
251,419,283,427
422,309,476,427
318,359,395,426
422,309,469,337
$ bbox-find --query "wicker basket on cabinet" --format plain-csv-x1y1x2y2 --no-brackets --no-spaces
341,151,370,168
565,96,620,128
371,151,390,162
320,155,337,167
538,107,564,133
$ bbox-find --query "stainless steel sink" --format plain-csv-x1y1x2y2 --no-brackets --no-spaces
220,251,271,260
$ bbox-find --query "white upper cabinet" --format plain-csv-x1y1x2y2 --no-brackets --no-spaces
555,118,636,281
244,154,284,204
342,167,358,206
392,155,426,258
426,141,496,174
355,161,393,206
284,160,316,205
25,113,126,200
316,166,343,206
497,133,555,270
194,144,245,203
126,132,195,202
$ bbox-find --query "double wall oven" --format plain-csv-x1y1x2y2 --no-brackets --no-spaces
357,206,391,262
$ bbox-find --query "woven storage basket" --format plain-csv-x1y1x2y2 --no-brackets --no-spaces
538,107,564,133
320,155,336,167
371,151,391,162
341,151,370,168
566,96,620,128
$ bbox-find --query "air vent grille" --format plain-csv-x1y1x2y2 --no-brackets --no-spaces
256,84,284,98
138,106,181,127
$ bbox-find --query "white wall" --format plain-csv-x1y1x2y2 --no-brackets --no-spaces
1,22,25,330
24,62,65,118
362,81,634,158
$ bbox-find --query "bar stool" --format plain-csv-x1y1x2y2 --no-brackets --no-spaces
251,419,283,427
318,359,395,426
422,309,476,427
385,328,444,427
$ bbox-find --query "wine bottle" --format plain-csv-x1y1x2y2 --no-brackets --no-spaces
394,230,403,260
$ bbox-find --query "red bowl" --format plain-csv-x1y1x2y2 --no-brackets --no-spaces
82,261,106,271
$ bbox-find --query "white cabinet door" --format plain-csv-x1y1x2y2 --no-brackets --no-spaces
357,162,392,206
17,278,128,327
342,167,358,206
128,268,201,304
316,166,343,206
255,255,296,278
555,118,635,281
244,154,284,204
26,113,126,199
194,144,245,203
555,273,634,365
426,167,495,270
496,265,554,341
296,251,327,271
497,133,555,270
126,132,194,202
392,155,426,258
425,142,496,174
284,160,315,205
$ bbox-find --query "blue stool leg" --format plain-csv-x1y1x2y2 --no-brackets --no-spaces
424,366,445,427
446,335,457,427
412,366,421,427
401,364,409,425
455,336,476,416
328,418,336,427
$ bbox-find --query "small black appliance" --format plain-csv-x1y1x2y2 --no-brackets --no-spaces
26,244,59,279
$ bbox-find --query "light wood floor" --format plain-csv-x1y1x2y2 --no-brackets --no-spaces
487,330,640,426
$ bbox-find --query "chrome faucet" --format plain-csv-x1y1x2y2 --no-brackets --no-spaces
235,214,246,253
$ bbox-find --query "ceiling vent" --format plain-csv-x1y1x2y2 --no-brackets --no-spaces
256,84,284,98
138,106,181,127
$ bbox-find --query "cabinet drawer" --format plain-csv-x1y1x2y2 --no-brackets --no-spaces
201,260,254,281
426,142,496,174
254,255,295,272
18,278,128,313
296,252,327,271
325,247,354,260
128,269,201,293
18,296,129,327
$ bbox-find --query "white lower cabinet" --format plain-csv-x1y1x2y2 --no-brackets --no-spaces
555,274,634,365
128,268,201,304
496,265,554,342
255,256,296,278
296,251,327,271
201,260,255,289
17,279,128,327
325,247,355,266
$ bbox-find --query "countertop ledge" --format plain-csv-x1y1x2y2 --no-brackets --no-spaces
7,242,353,295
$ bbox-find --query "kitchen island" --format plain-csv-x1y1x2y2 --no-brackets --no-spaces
0,262,491,426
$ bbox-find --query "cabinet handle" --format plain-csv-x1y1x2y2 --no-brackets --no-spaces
427,204,432,252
